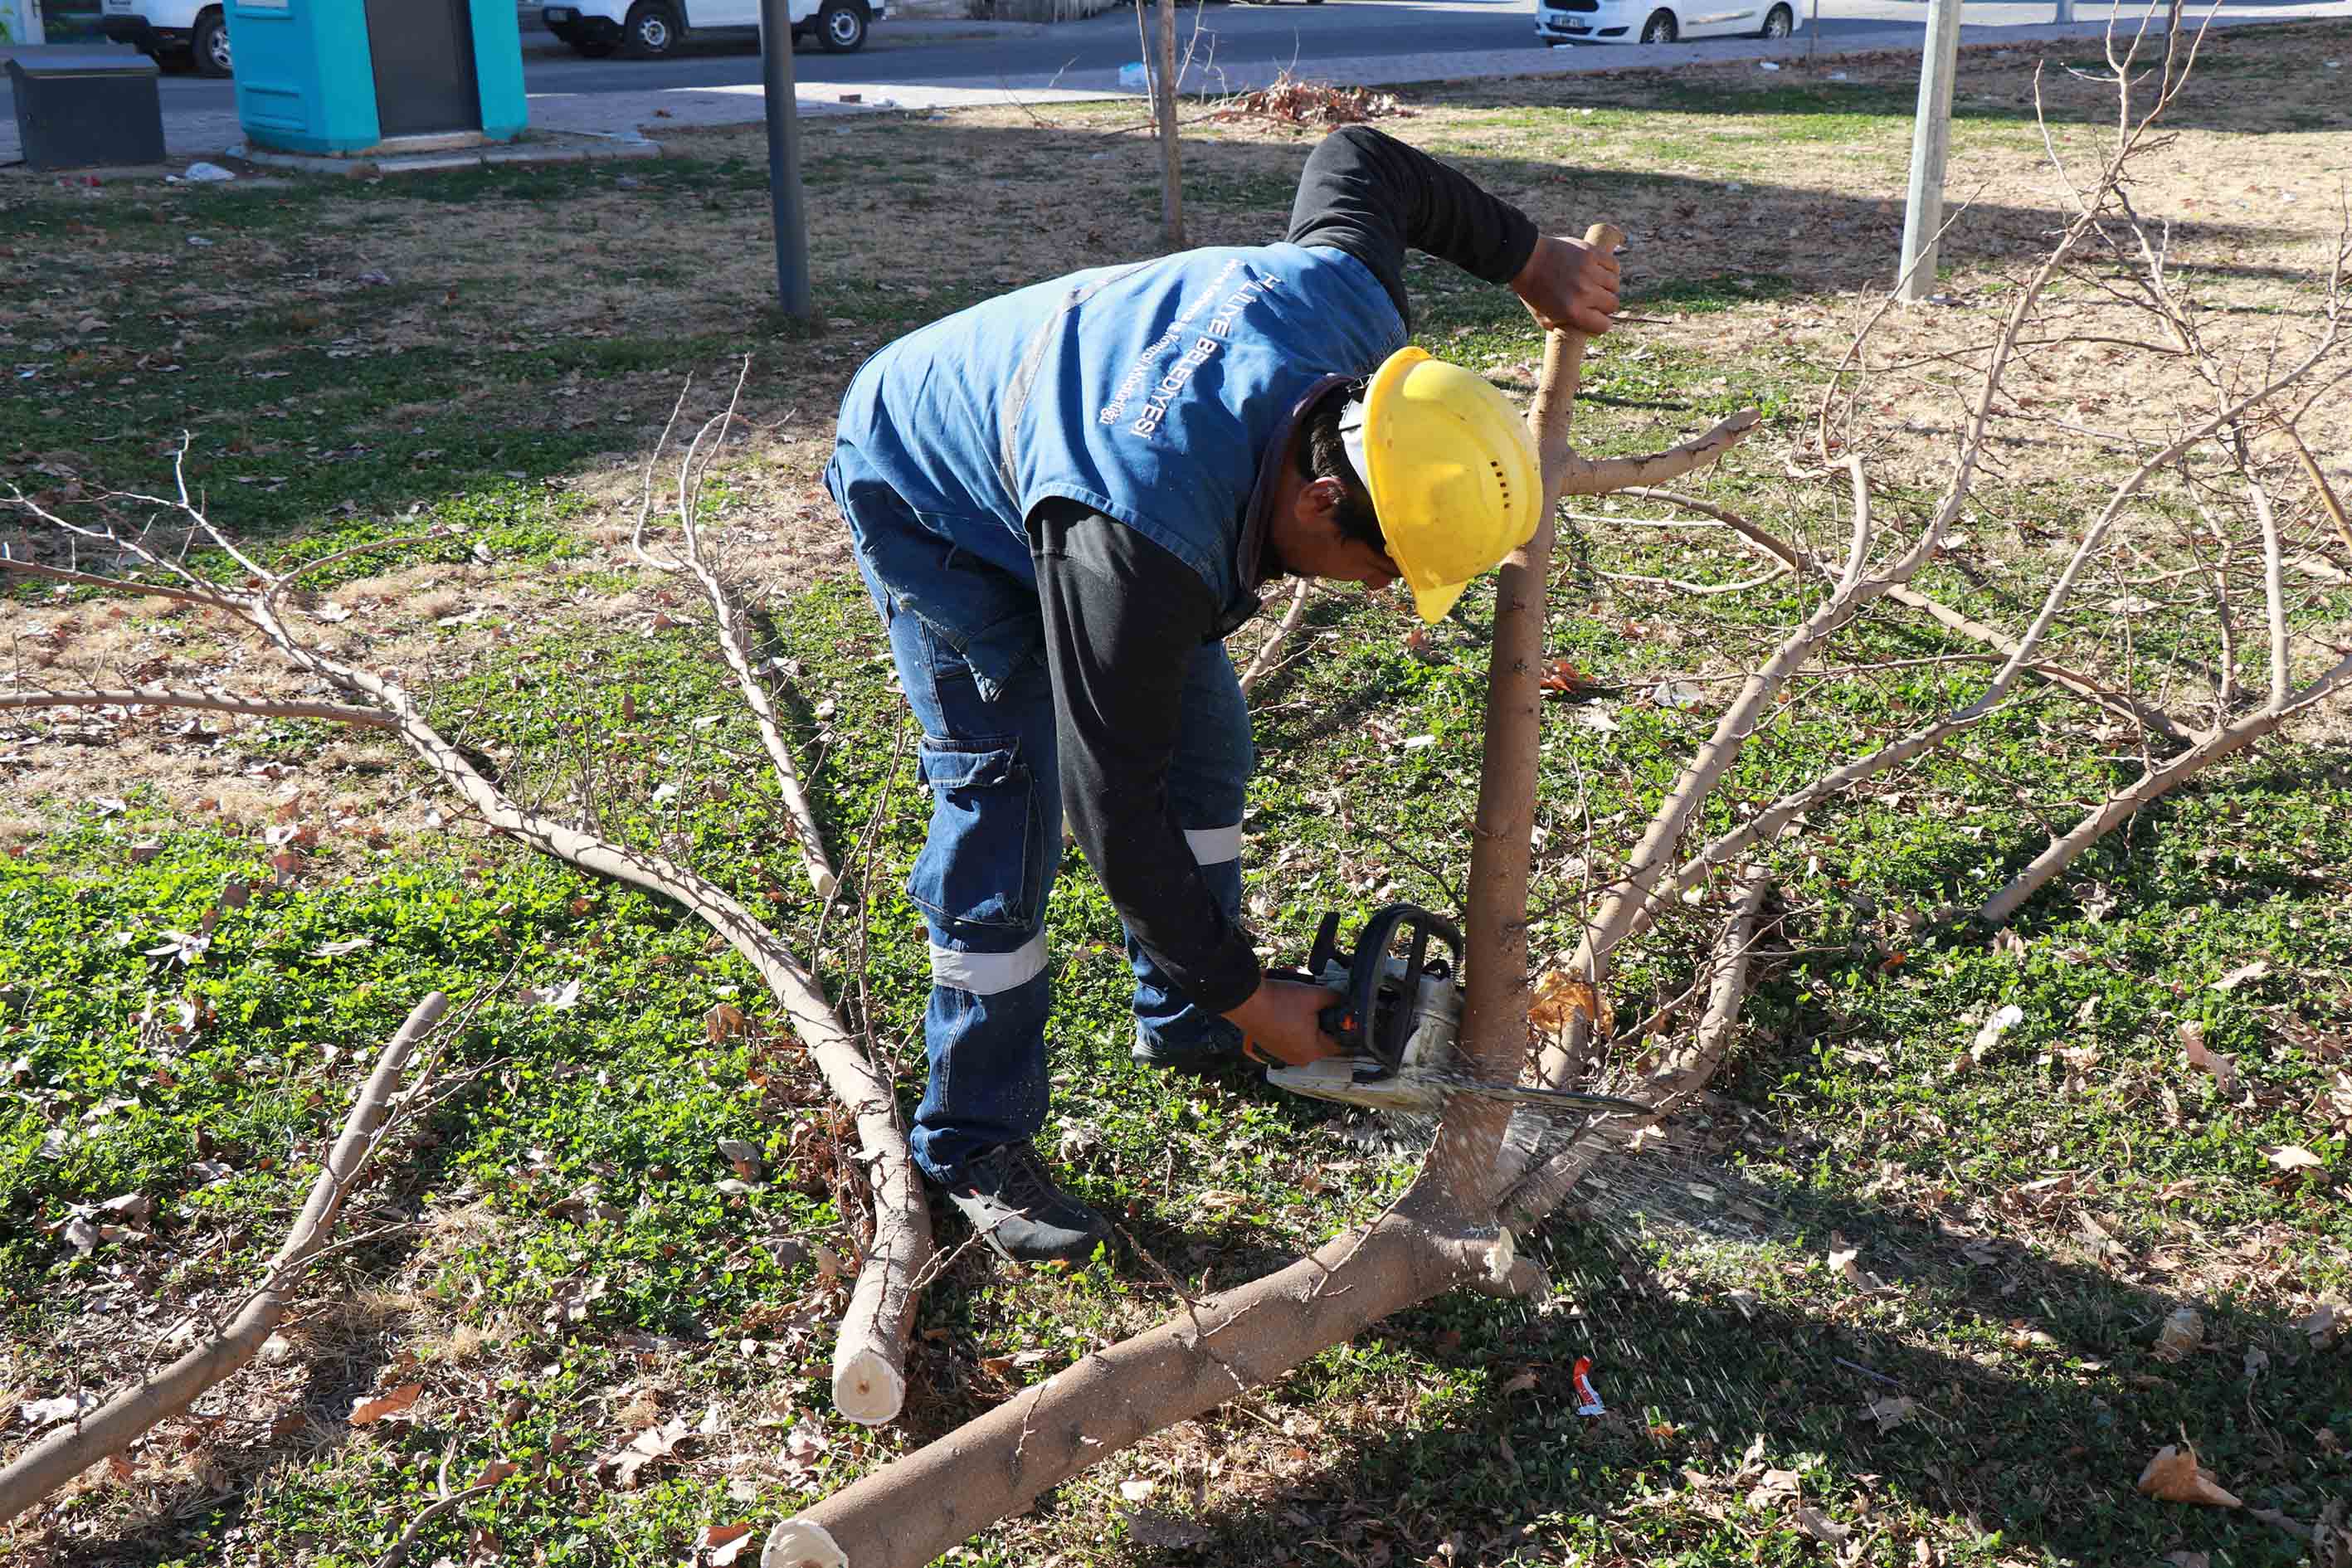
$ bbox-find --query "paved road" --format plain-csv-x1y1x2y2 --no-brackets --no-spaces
11,0,2349,128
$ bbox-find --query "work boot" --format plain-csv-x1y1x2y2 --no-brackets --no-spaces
1128,1023,1243,1076
942,1142,1114,1267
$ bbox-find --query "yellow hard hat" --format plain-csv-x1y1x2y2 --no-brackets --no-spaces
1341,347,1543,624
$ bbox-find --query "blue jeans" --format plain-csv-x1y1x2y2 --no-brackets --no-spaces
832,465,1253,1186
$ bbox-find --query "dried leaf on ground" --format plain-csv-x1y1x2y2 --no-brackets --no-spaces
2156,1307,2203,1361
16,1392,97,1429
1121,1507,1213,1550
1539,657,1588,694
348,1382,424,1426
2296,1303,2342,1346
1529,969,1614,1040
1865,1394,1918,1432
2136,1444,2242,1507
2179,1024,2240,1098
2263,1144,2324,1172
1793,1505,1852,1544
701,1524,755,1565
2212,959,2272,991
1826,1245,1887,1293
604,1414,690,1488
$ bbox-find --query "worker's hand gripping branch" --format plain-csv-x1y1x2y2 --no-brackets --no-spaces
1511,231,1624,338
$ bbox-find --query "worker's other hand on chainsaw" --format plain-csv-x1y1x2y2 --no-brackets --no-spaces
1511,233,1620,338
1223,976,1345,1067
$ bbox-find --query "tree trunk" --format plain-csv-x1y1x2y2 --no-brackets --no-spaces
1153,0,1183,248
763,228,1692,1568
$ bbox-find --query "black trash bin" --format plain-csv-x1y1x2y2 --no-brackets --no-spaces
7,51,168,172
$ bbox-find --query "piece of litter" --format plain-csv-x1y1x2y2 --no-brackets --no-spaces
1400,733,1438,750
1118,61,1150,89
1650,679,1704,710
187,235,215,247
1571,1356,1605,1416
1758,60,1780,71
1829,70,1849,80
2157,1306,2203,1359
183,161,236,182
1974,1004,2023,1051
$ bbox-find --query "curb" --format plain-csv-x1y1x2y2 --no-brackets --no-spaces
237,134,660,177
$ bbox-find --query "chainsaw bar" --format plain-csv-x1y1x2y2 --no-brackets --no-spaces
1419,1078,1652,1117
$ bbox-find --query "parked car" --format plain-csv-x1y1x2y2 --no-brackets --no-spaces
98,0,231,76
542,0,884,56
1535,0,1797,45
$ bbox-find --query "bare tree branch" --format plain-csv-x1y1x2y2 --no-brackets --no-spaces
0,688,397,728
0,993,450,1523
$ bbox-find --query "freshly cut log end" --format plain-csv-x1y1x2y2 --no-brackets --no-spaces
830,1346,905,1427
762,1517,850,1568
1486,1225,1516,1286
1467,1229,1551,1300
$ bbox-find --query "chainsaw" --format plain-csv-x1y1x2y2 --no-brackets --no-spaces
1250,903,1651,1122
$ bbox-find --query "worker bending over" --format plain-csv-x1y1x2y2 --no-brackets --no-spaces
829,126,1619,1264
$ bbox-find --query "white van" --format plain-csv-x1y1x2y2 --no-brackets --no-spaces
1535,0,1797,45
99,0,231,76
541,0,883,56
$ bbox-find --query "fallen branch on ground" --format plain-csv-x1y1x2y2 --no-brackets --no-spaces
2,435,933,1430
0,687,397,728
1236,579,1313,693
0,992,450,1523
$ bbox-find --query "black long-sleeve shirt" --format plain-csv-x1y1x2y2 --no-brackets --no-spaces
1030,128,1540,1015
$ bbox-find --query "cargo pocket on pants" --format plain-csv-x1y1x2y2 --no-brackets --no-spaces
908,739,1042,933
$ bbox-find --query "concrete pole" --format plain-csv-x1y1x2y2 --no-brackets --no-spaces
758,0,812,320
1896,0,1964,303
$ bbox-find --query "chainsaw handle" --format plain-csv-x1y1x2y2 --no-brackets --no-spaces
1334,904,1462,1069
1244,967,1346,1067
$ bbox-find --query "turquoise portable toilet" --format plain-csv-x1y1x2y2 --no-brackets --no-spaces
230,0,527,156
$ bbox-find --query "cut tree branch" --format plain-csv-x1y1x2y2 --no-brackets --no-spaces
1,472,932,1431
1237,579,1312,693
0,688,397,729
1501,879,1770,1230
1977,647,2352,925
671,362,841,900
0,992,449,1524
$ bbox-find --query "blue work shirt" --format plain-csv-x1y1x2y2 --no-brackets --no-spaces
831,241,1406,689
